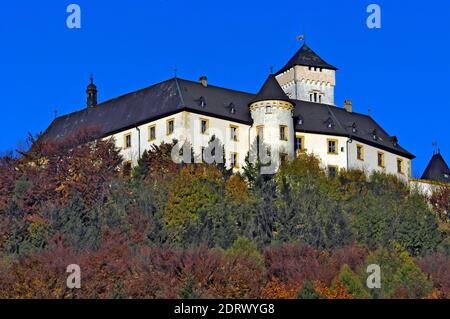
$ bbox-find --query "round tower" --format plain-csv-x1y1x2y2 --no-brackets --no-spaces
249,74,295,172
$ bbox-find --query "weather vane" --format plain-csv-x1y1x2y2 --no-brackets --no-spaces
432,141,438,153
296,34,305,42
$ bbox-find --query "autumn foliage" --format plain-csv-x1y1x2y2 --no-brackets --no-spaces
0,133,449,299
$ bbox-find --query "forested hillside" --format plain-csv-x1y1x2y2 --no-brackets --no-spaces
0,133,449,299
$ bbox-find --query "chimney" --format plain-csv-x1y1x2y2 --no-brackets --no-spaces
344,99,352,113
199,76,208,87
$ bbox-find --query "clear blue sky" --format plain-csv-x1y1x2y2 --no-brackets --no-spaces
0,0,449,176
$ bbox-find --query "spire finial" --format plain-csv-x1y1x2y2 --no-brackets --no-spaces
296,34,305,43
432,141,438,154
90,74,94,84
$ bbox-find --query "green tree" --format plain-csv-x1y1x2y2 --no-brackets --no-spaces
274,155,352,249
337,264,368,299
298,281,320,299
359,245,433,299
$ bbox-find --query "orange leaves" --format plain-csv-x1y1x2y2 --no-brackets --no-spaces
261,277,300,299
314,281,354,299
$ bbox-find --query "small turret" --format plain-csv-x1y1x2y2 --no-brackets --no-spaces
86,75,98,108
249,75,295,171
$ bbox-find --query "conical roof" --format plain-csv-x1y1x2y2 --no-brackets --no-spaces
421,152,450,183
276,43,337,74
250,74,293,105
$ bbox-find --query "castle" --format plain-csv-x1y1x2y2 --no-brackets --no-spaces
42,43,448,186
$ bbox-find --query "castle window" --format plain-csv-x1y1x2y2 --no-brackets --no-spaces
319,95,322,103
309,94,313,102
167,119,175,135
295,135,305,154
397,158,404,174
230,152,239,168
279,125,288,141
357,144,364,161
378,152,385,168
314,92,318,102
124,133,132,149
257,125,264,139
200,118,209,135
148,125,156,142
230,125,239,142
266,105,272,114
327,139,338,155
328,166,338,178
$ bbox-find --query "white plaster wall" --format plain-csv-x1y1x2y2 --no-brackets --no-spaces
347,140,411,182
107,112,187,165
409,180,437,197
181,112,251,169
299,132,348,170
106,111,250,170
276,66,336,105
250,100,295,171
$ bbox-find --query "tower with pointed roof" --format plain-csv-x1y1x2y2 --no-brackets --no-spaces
86,75,98,108
249,74,296,170
421,150,450,183
275,44,337,105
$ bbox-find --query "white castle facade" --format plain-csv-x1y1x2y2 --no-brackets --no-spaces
44,44,418,181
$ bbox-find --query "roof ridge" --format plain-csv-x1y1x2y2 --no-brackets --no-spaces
52,77,177,122
174,77,186,107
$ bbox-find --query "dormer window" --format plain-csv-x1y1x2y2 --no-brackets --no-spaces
391,136,398,147
324,117,334,129
297,116,304,125
372,129,378,141
351,123,357,134
198,96,206,108
229,103,236,114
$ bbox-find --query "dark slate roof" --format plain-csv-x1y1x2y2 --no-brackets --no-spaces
292,100,415,159
42,78,255,141
421,153,450,183
41,77,414,159
250,74,293,104
276,44,338,74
